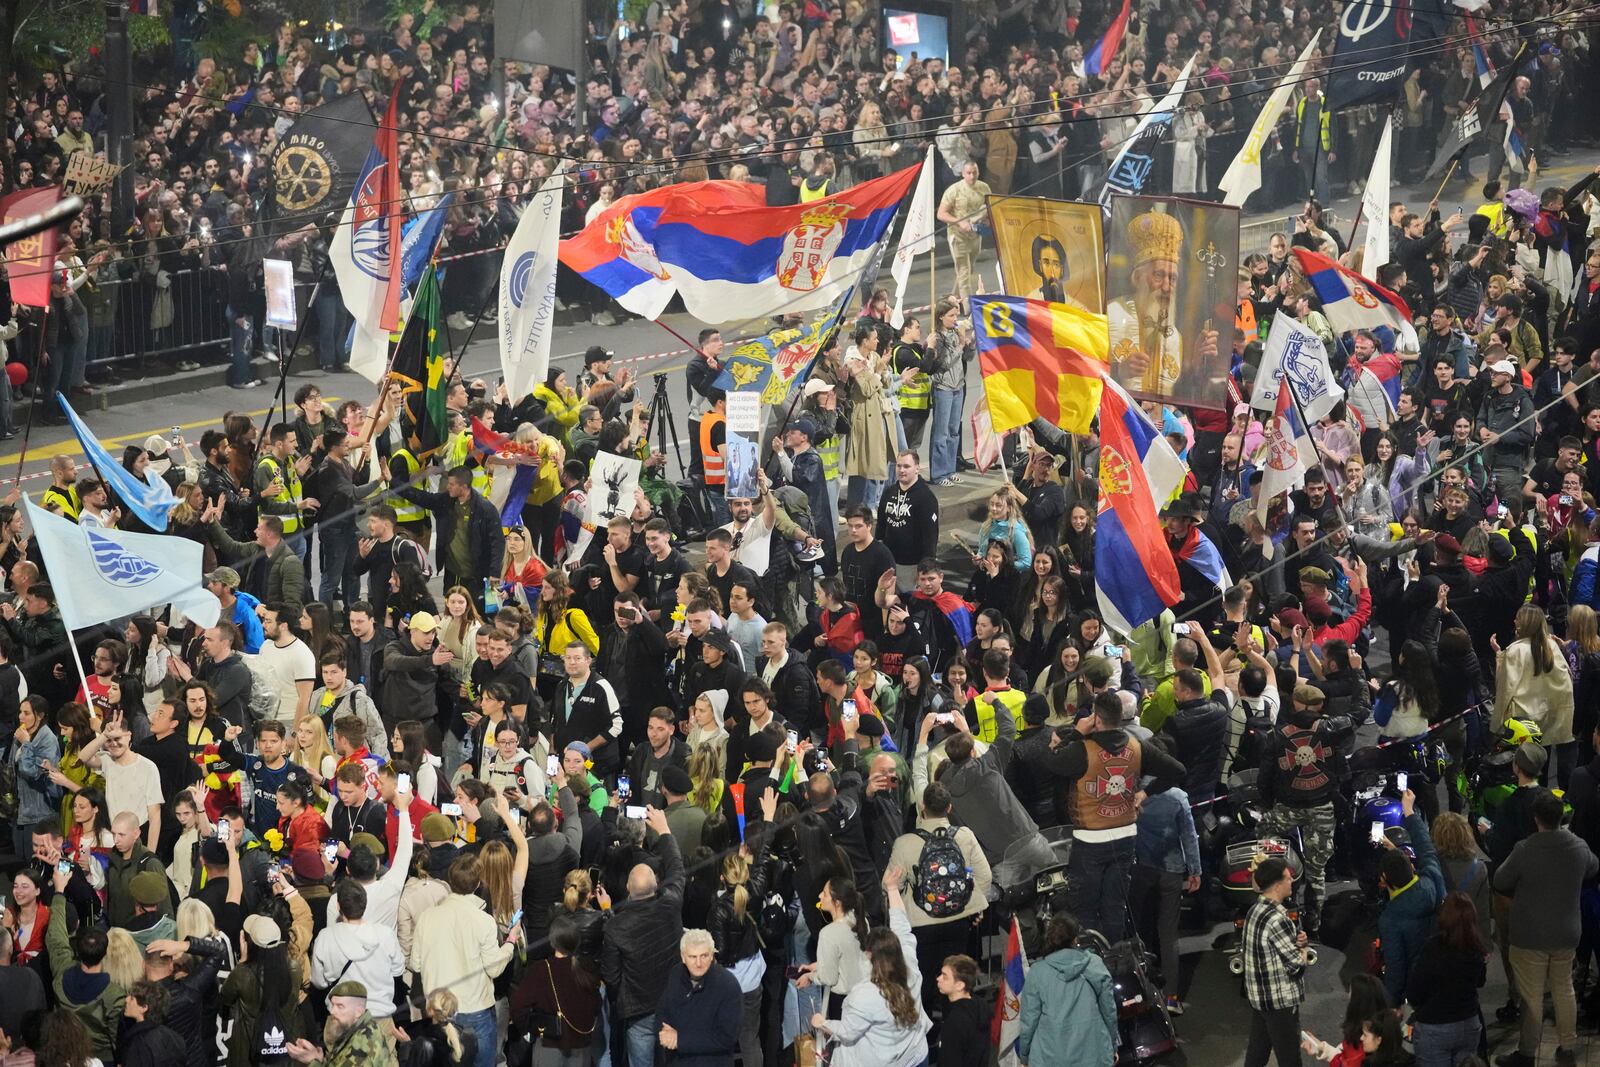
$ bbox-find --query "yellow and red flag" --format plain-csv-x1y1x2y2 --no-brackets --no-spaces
969,295,1109,434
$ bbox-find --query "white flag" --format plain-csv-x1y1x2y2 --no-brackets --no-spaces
25,499,219,631
1249,313,1345,423
1218,32,1321,207
1256,380,1318,524
1360,120,1394,275
889,146,938,329
498,170,565,401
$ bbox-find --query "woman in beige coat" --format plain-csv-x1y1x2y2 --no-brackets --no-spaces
842,322,897,508
1495,604,1575,783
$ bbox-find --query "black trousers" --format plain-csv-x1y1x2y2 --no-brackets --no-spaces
1244,1006,1303,1067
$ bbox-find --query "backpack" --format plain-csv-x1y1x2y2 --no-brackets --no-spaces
912,827,973,919
251,999,291,1067
240,654,284,723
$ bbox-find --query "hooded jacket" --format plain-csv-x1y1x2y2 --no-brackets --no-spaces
309,683,388,758
1017,947,1119,1067
930,707,1037,864
1378,811,1446,1005
45,901,125,1062
821,908,931,1067
311,920,406,1018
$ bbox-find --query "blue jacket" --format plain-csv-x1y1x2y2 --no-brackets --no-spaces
10,722,60,824
1135,786,1203,877
229,591,265,654
1017,948,1118,1067
1379,810,1446,1005
1574,545,1600,610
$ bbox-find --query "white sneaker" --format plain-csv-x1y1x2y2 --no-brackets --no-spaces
446,312,475,331
593,309,618,326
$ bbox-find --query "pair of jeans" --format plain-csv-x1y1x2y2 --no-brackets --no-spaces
705,487,730,526
1129,864,1185,994
457,1007,498,1067
319,519,359,606
227,306,255,386
623,1013,656,1067
929,388,964,481
314,288,347,369
1244,1006,1303,1067
1412,1017,1483,1067
1066,835,1136,943
845,475,885,509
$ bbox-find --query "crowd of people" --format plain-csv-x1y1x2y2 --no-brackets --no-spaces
0,1,1599,1067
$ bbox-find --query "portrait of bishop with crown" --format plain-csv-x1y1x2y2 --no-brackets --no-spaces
777,202,850,292
1107,206,1220,402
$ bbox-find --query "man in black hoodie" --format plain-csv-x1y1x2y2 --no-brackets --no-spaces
1050,692,1187,943
875,451,940,585
1257,683,1354,940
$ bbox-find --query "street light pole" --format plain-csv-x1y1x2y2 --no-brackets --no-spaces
104,0,135,235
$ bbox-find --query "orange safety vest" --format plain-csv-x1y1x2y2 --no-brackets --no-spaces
1236,299,1258,345
700,412,727,486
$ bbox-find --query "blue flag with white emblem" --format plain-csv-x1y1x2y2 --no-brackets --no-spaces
24,498,220,630
58,394,179,531
498,170,564,401
1100,56,1196,208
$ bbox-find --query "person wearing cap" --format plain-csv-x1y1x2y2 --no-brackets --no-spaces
660,763,706,855
221,911,305,1067
204,567,265,654
286,977,395,1067
1476,352,1536,502
377,610,458,735
1255,683,1354,940
1492,787,1597,1067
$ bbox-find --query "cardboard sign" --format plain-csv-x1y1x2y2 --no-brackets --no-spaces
63,155,124,196
725,391,761,434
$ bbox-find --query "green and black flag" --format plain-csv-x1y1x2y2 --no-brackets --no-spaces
391,265,449,459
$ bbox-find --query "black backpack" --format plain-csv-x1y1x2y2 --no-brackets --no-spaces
251,1001,291,1067
912,827,973,919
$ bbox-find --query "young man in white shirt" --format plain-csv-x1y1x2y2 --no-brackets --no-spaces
70,714,164,851
257,602,316,725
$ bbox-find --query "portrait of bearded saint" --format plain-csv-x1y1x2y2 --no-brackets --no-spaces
1108,208,1218,397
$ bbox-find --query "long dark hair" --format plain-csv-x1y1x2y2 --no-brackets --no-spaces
864,926,920,1028
825,877,871,954
1362,1010,1409,1066
1341,974,1390,1048
792,811,850,889
1392,639,1440,721
125,615,159,677
1434,891,1488,956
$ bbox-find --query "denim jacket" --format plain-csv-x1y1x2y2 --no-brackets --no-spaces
1134,786,1202,876
11,723,61,824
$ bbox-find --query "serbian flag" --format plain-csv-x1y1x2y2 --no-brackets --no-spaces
970,295,1109,435
1096,376,1187,635
991,917,1029,1066
1466,14,1495,87
469,417,541,527
0,186,62,308
1085,0,1131,77
331,87,404,335
1292,249,1415,344
641,165,920,324
1258,379,1316,522
559,180,766,321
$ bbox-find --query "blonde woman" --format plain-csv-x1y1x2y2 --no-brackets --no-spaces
104,928,146,990
1495,604,1576,785
852,100,896,180
709,791,777,1067
1564,604,1600,764
439,586,483,671
513,423,566,561
290,716,337,789
1431,812,1494,946
975,486,1035,570
176,897,236,968
501,526,549,608
687,691,731,771
687,744,727,815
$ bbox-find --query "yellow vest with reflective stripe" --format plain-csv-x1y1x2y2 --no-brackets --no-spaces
258,456,301,534
893,343,930,411
817,433,841,482
799,176,832,203
973,687,1026,744
388,449,427,524
42,484,81,520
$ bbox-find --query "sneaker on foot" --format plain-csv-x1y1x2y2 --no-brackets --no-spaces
933,477,956,487
446,312,475,331
174,359,201,372
1495,1002,1522,1024
1164,995,1184,1016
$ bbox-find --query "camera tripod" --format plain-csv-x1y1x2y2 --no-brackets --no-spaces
643,371,686,477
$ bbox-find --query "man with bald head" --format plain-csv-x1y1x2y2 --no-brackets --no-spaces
105,811,171,929
602,807,685,1067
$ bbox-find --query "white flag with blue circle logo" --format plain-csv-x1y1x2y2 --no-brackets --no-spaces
498,170,564,402
25,498,220,630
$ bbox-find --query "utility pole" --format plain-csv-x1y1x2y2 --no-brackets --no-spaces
104,0,134,234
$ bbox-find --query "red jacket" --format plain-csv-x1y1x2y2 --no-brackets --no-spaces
820,606,864,662
1310,587,1372,647
386,796,438,857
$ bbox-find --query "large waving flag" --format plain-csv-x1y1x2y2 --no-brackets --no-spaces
349,191,454,383
1219,32,1321,207
390,266,449,458
1084,0,1131,77
560,180,769,320
59,395,179,531
331,86,403,333
889,147,937,329
714,293,852,405
1,186,61,308
25,498,219,629
1360,119,1394,275
499,170,564,403
1249,312,1345,422
969,295,1109,434
991,917,1029,1066
1292,248,1415,344
1101,56,1196,207
643,166,920,324
1096,377,1186,634
1258,379,1316,522
1426,46,1523,180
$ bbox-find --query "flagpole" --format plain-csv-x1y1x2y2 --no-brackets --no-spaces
1284,378,1356,533
64,624,92,710
1432,158,1460,203
256,260,331,448
1346,105,1396,252
13,308,50,485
